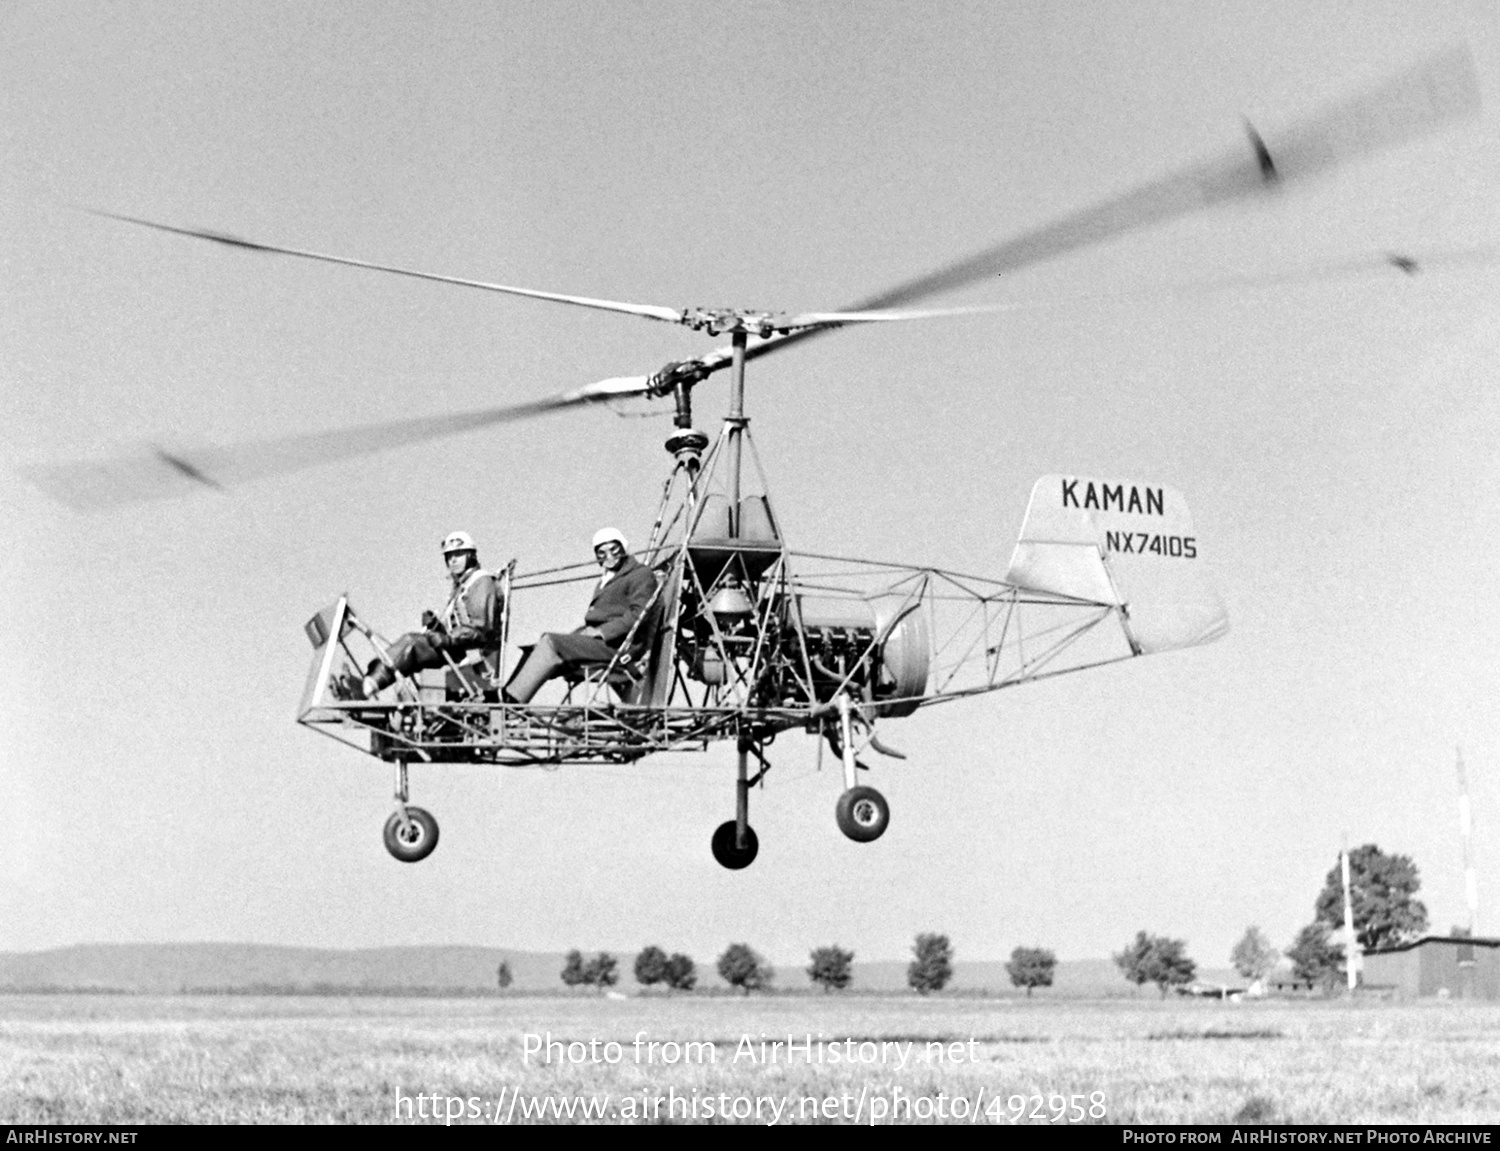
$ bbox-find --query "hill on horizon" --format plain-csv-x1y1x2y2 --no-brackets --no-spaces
0,943,1238,996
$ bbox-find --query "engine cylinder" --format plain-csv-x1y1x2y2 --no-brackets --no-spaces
788,594,930,716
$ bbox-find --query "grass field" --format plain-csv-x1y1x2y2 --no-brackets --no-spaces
2,993,1497,1125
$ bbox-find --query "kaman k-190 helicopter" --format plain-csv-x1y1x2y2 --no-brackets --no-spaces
32,48,1480,866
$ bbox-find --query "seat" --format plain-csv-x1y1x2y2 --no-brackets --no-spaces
561,572,668,705
442,560,515,703
444,660,499,702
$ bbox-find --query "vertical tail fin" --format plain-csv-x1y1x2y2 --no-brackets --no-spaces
1005,475,1228,654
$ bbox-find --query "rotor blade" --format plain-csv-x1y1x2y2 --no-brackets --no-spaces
23,376,653,510
775,246,1500,328
706,45,1481,372
46,48,1478,510
84,209,689,325
777,302,1056,328
41,242,1488,510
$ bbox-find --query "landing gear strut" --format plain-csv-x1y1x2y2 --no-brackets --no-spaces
711,737,766,869
833,695,889,843
384,760,440,863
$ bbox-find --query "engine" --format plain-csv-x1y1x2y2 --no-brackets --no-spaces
780,594,931,717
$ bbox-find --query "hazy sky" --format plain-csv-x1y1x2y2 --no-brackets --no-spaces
3,0,1499,971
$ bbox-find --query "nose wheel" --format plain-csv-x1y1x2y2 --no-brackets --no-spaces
384,760,440,863
384,805,440,862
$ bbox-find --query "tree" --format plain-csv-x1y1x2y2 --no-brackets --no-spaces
807,945,855,993
717,943,773,994
582,952,618,990
1286,923,1344,990
1312,843,1428,951
1230,926,1279,983
1113,931,1196,998
496,960,513,990
1145,937,1196,998
561,949,617,990
665,952,697,992
907,933,954,994
1113,931,1153,994
1006,946,1057,997
634,946,670,988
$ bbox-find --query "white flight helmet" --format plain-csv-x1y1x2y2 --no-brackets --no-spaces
591,527,628,552
441,530,477,555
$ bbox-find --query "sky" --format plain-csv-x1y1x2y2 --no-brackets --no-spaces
3,0,1499,972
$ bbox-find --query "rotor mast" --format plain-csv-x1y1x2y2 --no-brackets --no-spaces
726,330,747,538
660,315,760,537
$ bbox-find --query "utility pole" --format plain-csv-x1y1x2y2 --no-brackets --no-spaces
1457,747,1478,998
1457,746,1479,936
1341,838,1359,993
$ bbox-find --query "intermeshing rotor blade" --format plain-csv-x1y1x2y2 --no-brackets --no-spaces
700,44,1480,373
776,247,1500,328
41,47,1478,509
84,210,689,325
23,376,652,510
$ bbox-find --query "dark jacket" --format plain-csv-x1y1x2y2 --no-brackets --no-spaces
582,556,658,646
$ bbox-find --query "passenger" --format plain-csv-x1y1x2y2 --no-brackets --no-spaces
502,527,657,703
348,531,503,698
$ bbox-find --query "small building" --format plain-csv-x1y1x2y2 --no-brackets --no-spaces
1360,935,1500,999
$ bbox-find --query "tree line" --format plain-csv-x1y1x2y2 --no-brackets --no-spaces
497,843,1430,997
499,935,1062,995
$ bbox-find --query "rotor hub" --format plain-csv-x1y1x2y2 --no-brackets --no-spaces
665,428,709,462
682,309,789,339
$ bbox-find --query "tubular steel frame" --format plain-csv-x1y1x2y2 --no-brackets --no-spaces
298,422,1138,770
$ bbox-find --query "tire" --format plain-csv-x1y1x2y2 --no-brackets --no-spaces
835,786,889,843
383,806,440,863
710,820,759,870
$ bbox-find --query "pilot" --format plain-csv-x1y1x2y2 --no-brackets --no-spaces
353,531,503,698
502,527,658,703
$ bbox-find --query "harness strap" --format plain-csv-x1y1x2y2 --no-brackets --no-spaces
443,567,491,630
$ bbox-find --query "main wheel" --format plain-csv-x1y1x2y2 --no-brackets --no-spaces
710,820,759,870
383,806,440,863
835,786,889,842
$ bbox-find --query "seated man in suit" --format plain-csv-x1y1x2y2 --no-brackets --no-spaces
502,527,658,703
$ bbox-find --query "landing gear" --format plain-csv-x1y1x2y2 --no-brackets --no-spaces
708,709,897,865
833,694,890,843
384,806,440,862
384,760,440,863
711,820,759,869
835,785,889,842
712,736,768,870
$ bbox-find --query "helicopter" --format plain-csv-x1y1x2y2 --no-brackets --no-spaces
28,47,1479,867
